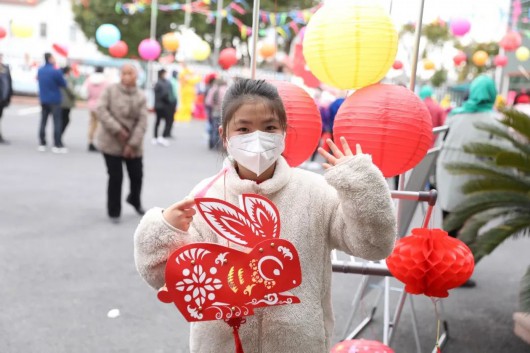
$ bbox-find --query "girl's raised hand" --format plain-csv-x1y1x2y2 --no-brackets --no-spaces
162,198,197,232
317,136,363,170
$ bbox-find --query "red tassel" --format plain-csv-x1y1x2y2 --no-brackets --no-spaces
437,346,442,353
226,317,246,353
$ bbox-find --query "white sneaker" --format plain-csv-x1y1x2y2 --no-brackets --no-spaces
151,138,158,145
157,137,170,147
52,147,68,154
37,145,46,152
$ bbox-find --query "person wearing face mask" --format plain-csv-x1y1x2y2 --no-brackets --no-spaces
133,79,396,353
96,64,148,223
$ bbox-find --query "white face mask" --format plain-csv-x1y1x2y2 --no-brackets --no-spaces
227,130,285,176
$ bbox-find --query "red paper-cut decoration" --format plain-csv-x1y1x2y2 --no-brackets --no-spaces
52,43,68,57
159,194,302,353
500,31,522,52
109,40,128,58
269,80,322,167
453,51,467,66
331,339,394,353
386,228,475,298
333,83,433,177
219,48,238,70
392,60,403,70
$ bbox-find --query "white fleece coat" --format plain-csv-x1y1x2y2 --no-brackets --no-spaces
134,155,396,353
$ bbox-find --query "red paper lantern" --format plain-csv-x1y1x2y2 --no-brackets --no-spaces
219,47,238,70
0,26,6,39
333,84,433,177
453,51,467,66
386,228,474,298
269,80,322,167
500,31,522,52
52,43,68,57
109,40,128,58
392,60,403,70
331,339,394,353
494,54,508,67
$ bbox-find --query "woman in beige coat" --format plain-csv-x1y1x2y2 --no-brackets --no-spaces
134,79,396,352
96,64,148,222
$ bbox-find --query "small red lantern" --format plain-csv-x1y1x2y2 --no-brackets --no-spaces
333,84,433,177
219,47,238,70
500,31,522,52
392,60,403,70
331,339,394,353
0,26,6,39
109,40,128,58
386,228,474,298
269,80,322,167
453,51,467,66
52,43,68,57
494,54,508,67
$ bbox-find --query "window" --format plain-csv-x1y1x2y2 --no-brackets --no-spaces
39,23,47,38
69,25,77,41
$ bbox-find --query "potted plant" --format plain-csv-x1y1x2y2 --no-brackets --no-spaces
442,108,530,344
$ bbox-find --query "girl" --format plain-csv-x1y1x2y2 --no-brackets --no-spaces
134,79,396,353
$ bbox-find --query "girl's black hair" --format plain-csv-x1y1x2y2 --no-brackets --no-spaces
220,79,287,139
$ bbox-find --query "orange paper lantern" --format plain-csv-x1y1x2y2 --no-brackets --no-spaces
269,80,322,167
472,50,489,67
162,32,179,52
259,43,276,59
333,84,433,177
386,228,474,298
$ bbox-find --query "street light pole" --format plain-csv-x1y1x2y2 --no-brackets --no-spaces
213,0,224,65
250,0,260,79
185,0,192,28
146,0,158,104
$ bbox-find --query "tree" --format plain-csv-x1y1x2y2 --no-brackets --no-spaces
72,0,317,58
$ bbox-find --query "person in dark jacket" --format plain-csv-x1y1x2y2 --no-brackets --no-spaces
37,53,67,153
0,53,13,144
60,66,76,139
152,69,173,147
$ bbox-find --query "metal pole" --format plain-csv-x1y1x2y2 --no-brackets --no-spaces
408,0,425,92
147,0,158,98
185,0,192,28
213,0,224,66
250,0,261,79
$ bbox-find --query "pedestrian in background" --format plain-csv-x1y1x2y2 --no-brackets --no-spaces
96,64,148,223
419,85,447,129
0,53,13,144
60,66,76,140
85,66,108,152
204,77,227,149
37,52,66,153
153,68,173,147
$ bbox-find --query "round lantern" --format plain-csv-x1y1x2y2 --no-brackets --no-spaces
219,47,238,70
303,2,397,89
259,43,276,59
500,31,522,52
331,339,394,353
109,40,128,58
453,51,467,66
52,43,68,57
269,80,322,167
138,38,161,60
392,60,403,70
449,18,471,37
386,228,474,298
493,54,508,67
162,32,179,52
472,50,488,67
423,59,435,70
0,26,6,39
95,24,121,48
11,22,33,38
192,40,211,61
333,84,433,177
516,46,530,62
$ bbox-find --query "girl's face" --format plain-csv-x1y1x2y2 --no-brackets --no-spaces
220,100,284,147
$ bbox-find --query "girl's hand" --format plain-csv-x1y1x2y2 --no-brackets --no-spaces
162,198,197,232
318,136,363,170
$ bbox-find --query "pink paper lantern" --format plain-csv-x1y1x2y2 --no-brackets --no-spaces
331,339,394,353
450,18,471,36
138,38,161,61
392,60,403,70
333,84,433,177
0,26,6,39
500,31,522,52
494,54,508,67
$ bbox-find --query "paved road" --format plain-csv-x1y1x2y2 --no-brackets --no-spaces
1,102,529,353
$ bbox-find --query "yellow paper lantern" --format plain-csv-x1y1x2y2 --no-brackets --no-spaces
192,40,211,61
162,32,179,52
423,59,435,70
11,22,33,38
472,50,489,67
303,1,397,90
516,46,530,62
